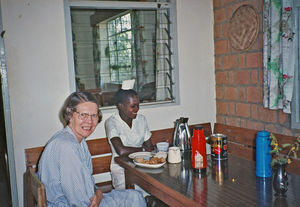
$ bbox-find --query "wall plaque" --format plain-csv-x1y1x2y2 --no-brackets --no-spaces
228,5,259,51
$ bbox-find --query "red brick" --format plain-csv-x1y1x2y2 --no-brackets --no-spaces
223,55,238,69
228,41,238,53
222,0,235,5
229,102,235,115
225,87,238,100
246,52,263,68
233,2,249,12
251,104,258,120
226,4,236,23
239,54,246,68
239,87,246,101
213,0,221,8
249,36,259,50
214,8,227,23
279,110,288,124
217,101,229,115
236,70,250,85
236,103,251,118
258,33,263,49
216,86,224,99
215,40,227,54
214,24,222,39
248,1,259,12
216,71,228,84
223,23,229,38
258,0,263,13
247,86,262,103
259,70,264,87
216,115,226,124
228,71,235,84
251,70,258,84
258,107,277,123
259,70,263,86
246,120,264,131
226,116,241,127
241,119,247,128
215,56,223,70
226,5,234,21
265,124,281,134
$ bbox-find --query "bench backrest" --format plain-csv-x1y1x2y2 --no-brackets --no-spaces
25,138,112,175
24,123,212,206
25,122,212,169
214,123,300,175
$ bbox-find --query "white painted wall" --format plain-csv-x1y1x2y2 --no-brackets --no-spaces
1,0,215,206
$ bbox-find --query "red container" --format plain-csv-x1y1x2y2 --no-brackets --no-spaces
192,125,207,171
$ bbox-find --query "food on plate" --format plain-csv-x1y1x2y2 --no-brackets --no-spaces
134,157,165,165
154,151,168,159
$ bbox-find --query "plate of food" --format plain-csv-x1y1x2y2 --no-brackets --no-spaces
128,151,168,160
133,157,166,168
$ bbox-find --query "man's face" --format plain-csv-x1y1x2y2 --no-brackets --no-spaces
119,96,140,120
68,101,99,142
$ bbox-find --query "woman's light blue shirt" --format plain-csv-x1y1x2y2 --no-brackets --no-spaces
37,126,95,207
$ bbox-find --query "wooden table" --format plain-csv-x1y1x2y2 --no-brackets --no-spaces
115,152,300,207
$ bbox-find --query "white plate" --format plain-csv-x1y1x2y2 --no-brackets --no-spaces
133,160,166,168
128,152,152,160
128,151,167,159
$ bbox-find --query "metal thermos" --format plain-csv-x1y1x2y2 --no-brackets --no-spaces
256,131,272,178
173,117,191,151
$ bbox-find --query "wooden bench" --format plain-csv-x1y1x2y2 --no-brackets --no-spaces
214,123,300,175
27,168,47,207
24,122,212,206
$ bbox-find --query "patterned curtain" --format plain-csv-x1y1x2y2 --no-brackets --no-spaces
263,0,295,113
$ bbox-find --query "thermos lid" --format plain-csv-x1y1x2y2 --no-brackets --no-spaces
194,125,203,130
257,130,270,137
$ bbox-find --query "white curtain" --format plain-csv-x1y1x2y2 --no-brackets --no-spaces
263,0,295,113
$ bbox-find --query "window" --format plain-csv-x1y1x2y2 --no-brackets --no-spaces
292,1,300,129
107,13,133,83
65,1,178,108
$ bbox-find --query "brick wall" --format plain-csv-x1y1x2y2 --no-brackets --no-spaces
213,0,300,136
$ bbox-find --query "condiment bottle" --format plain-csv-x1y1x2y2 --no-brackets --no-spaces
256,130,272,177
192,125,207,172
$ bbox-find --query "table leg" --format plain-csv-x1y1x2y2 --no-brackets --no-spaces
124,170,134,189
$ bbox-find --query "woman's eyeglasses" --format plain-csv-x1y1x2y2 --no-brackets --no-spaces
74,111,98,121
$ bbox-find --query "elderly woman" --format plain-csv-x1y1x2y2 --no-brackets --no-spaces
37,92,146,207
105,89,154,190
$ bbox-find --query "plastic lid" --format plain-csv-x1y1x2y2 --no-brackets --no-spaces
194,125,203,130
257,131,270,137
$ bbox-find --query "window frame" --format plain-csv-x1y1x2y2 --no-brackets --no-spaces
63,0,179,110
107,12,134,83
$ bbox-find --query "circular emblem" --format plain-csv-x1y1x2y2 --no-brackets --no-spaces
228,5,259,51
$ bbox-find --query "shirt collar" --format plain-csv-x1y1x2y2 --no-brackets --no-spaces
65,125,83,143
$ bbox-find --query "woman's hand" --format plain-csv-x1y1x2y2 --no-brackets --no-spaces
89,189,103,207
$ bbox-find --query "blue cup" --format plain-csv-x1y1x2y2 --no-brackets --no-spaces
256,131,272,177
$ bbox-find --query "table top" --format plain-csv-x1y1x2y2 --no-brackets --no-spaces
116,151,300,207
